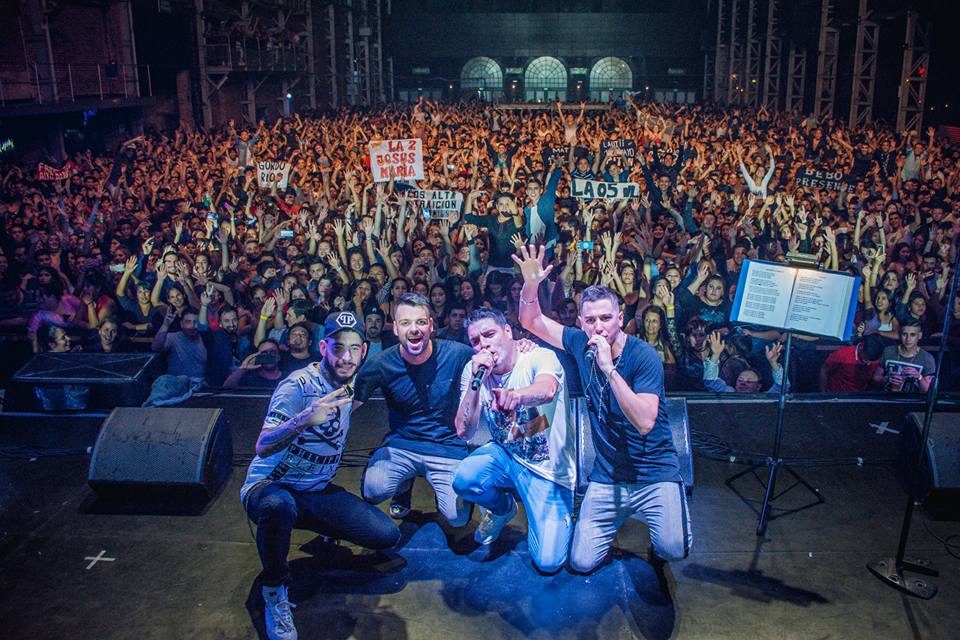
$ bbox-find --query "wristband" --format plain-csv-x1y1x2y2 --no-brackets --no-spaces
519,297,538,305
259,315,270,321
666,305,675,311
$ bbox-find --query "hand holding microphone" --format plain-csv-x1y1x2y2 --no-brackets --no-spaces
470,348,496,391
587,334,615,377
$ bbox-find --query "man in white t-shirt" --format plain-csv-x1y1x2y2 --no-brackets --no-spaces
453,307,575,574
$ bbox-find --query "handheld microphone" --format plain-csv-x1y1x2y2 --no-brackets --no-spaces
585,344,597,365
470,365,488,391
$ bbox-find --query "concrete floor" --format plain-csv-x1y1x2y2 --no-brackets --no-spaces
1,399,959,640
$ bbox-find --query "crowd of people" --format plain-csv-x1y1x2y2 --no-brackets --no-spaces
2,96,959,394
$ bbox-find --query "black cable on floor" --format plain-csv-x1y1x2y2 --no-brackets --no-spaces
920,511,960,561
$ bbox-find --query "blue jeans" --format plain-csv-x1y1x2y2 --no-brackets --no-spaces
569,480,692,574
362,446,470,526
453,443,574,573
244,482,400,587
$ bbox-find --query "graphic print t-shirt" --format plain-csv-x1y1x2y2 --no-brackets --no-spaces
240,363,352,503
459,347,575,489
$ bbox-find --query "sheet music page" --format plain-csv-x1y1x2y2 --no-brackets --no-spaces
735,262,795,328
785,269,853,339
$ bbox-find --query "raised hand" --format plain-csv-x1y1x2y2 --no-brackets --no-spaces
905,271,917,291
708,331,724,359
511,244,554,285
765,342,784,367
260,297,277,319
300,388,352,428
200,283,213,306
124,255,139,274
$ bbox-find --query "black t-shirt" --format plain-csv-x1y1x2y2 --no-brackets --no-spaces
464,213,522,268
354,339,474,459
561,327,680,485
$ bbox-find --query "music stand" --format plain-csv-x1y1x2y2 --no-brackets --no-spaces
725,259,861,536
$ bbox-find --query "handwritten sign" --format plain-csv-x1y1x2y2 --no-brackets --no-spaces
36,162,71,181
600,139,637,160
256,161,291,190
369,139,424,183
571,178,639,201
409,189,464,220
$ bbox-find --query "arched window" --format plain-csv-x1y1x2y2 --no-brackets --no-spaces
589,57,633,102
460,57,503,102
524,56,567,103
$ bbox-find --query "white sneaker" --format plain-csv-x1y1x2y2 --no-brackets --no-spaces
262,584,298,640
474,499,517,545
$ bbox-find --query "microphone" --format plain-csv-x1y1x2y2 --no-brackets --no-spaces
470,365,488,391
585,344,597,366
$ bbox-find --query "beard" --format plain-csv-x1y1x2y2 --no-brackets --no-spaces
322,357,355,385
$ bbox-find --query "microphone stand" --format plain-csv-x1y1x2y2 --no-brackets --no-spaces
866,250,960,599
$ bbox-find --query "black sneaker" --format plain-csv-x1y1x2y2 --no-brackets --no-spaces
389,481,413,519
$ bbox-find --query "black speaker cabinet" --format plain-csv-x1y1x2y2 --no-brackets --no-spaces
88,407,233,502
902,412,960,517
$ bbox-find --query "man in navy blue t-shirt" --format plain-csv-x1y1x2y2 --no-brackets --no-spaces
514,245,692,573
354,293,475,527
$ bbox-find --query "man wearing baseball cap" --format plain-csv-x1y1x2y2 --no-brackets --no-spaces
241,310,400,640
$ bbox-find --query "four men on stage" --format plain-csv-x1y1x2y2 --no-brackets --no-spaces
243,249,693,639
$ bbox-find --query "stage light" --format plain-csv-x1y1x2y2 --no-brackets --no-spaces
285,93,292,100
918,67,926,75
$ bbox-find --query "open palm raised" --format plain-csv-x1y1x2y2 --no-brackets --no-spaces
511,245,554,284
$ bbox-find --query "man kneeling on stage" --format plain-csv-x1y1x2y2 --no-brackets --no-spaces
514,245,692,574
453,308,576,574
240,312,400,640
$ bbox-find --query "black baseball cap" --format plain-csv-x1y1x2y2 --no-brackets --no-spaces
323,311,365,339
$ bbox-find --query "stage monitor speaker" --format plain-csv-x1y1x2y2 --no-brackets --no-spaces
576,397,694,495
903,412,960,517
88,407,233,502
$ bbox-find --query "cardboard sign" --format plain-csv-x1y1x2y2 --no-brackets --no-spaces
796,168,848,191
601,139,637,160
369,138,424,183
36,162,71,181
256,161,291,190
571,178,639,201
540,144,570,165
409,189,464,220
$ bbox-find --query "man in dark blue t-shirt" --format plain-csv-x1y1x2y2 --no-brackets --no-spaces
354,293,474,527
514,245,692,573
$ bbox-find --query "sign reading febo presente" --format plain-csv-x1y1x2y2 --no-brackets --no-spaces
796,168,848,191
369,139,424,183
257,161,291,190
572,178,639,201
409,189,464,220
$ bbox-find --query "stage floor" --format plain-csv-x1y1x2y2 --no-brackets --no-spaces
1,399,959,640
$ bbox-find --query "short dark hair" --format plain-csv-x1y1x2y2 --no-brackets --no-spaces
465,307,507,329
900,318,923,333
397,292,431,313
288,299,312,318
288,321,312,340
578,285,619,312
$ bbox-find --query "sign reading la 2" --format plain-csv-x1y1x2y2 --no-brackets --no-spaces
571,178,639,201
